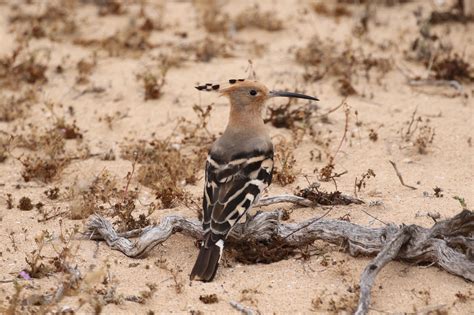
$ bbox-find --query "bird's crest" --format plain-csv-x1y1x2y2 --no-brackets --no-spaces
195,78,247,92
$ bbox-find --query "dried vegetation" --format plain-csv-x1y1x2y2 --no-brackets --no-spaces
8,2,77,41
195,0,284,33
296,35,391,96
0,1,472,313
234,5,284,31
399,108,436,155
272,140,298,186
0,47,48,90
0,221,154,313
311,286,360,313
73,4,165,58
0,89,36,122
12,103,86,183
121,105,215,209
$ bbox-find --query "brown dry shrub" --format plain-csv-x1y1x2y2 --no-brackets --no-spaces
41,102,85,141
76,56,97,85
0,89,36,122
3,192,118,314
200,294,218,304
194,1,282,33
73,21,154,58
194,0,229,33
96,0,126,16
336,78,357,96
297,35,391,95
354,169,376,194
0,133,11,163
297,181,363,205
227,236,308,264
407,19,472,84
264,98,320,144
312,2,352,17
264,101,313,130
20,155,69,183
0,48,48,90
121,105,215,208
18,196,34,210
134,53,183,101
400,109,436,155
68,172,113,220
311,287,359,313
18,125,65,154
137,71,166,101
179,104,216,148
337,0,411,5
318,156,336,182
234,5,284,31
121,139,196,208
273,140,298,186
15,117,84,182
432,54,474,82
192,37,234,62
54,118,83,140
69,170,155,231
9,3,77,41
296,36,341,72
414,125,436,154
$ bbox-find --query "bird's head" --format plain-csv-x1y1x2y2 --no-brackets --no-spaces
195,79,318,112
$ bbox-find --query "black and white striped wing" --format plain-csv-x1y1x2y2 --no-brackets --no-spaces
202,150,274,242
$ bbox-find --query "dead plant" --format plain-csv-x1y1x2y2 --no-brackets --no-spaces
273,140,298,186
234,5,284,31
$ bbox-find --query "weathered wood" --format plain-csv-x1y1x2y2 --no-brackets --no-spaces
257,195,314,207
85,209,474,282
229,301,256,315
256,193,363,208
355,227,412,315
84,197,473,314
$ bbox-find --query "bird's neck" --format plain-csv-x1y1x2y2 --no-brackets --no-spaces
226,104,266,135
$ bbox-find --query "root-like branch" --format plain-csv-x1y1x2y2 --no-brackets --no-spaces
257,195,313,207
85,209,474,282
83,193,473,313
355,227,412,315
257,193,363,207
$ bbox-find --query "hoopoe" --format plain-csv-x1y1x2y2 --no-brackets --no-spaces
190,79,318,281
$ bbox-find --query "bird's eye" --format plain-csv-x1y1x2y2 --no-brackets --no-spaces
249,90,257,96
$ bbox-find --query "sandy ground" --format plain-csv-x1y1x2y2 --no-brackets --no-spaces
0,0,473,314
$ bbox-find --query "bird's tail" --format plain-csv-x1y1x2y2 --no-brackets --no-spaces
190,237,224,282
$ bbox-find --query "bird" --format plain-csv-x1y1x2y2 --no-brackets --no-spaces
190,78,319,281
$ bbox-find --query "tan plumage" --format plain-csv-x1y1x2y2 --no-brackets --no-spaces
190,79,318,281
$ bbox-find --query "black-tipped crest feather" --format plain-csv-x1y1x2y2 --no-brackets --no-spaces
195,79,246,92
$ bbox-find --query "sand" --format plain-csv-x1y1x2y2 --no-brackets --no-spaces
0,0,473,314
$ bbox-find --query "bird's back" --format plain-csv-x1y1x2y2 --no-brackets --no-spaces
190,130,274,281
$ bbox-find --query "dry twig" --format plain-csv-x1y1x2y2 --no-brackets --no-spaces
355,227,411,315
388,160,417,190
229,301,257,315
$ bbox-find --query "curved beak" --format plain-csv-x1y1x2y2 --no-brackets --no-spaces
269,90,319,101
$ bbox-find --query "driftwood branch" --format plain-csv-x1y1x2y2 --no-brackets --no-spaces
229,301,256,315
85,209,474,279
257,193,363,207
355,227,412,315
257,195,314,207
85,199,473,313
